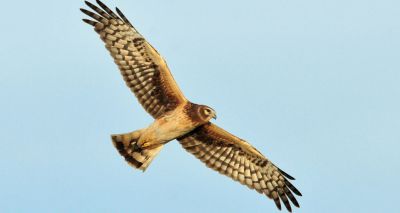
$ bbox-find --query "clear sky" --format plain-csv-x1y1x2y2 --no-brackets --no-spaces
1,0,399,212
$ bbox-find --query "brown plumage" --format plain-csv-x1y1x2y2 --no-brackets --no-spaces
81,1,301,211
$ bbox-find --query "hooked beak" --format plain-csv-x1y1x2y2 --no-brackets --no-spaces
212,113,217,120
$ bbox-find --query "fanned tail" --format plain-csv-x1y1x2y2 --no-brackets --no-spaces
111,130,163,171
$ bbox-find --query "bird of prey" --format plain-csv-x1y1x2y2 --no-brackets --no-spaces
81,1,302,211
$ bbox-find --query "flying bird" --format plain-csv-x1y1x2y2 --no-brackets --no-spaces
81,1,302,211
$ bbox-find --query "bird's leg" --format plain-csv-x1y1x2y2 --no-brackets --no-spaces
130,141,143,152
138,140,163,150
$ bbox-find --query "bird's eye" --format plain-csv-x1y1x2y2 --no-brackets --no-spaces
204,108,211,115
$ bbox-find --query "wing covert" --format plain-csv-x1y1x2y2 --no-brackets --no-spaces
81,0,187,118
178,123,302,212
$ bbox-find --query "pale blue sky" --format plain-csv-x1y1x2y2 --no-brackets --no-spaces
1,0,399,212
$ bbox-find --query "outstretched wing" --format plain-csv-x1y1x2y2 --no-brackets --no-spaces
178,123,302,212
81,0,187,118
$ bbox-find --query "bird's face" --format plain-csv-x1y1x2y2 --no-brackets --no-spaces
199,105,217,122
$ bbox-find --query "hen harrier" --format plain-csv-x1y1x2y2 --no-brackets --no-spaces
81,1,301,211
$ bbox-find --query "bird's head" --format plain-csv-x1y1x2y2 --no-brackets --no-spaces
195,104,217,123
202,105,217,120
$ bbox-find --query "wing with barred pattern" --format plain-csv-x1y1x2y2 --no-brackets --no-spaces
178,123,302,212
81,0,187,118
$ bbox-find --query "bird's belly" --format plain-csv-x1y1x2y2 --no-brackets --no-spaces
154,125,189,142
141,113,195,144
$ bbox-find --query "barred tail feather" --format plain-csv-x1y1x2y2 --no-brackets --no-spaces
111,131,163,171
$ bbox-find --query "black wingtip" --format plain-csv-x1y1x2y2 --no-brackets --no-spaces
80,8,91,16
279,168,295,180
84,0,95,8
284,180,302,196
274,198,282,210
81,7,105,22
82,18,96,26
115,7,134,27
115,7,122,19
96,0,119,18
285,188,300,208
292,199,300,208
115,7,123,17
282,198,292,212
